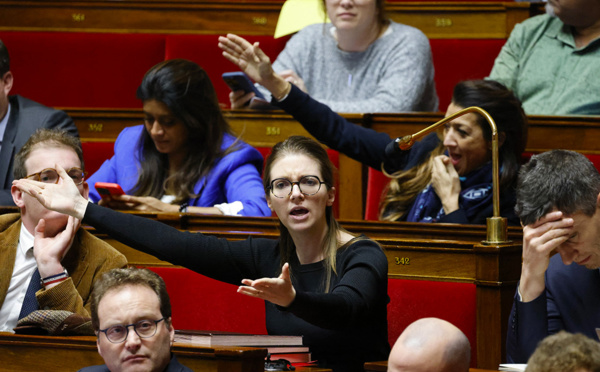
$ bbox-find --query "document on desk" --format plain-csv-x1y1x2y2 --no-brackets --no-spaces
499,364,527,371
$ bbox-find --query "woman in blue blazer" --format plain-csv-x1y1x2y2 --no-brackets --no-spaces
87,59,270,217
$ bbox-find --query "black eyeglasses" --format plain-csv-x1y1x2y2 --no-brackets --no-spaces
98,318,166,344
25,167,87,185
268,175,328,198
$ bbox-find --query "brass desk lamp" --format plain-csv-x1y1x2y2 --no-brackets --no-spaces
390,106,508,244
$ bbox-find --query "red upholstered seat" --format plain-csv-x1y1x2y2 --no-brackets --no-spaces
387,278,477,367
0,31,166,108
430,39,505,111
81,142,115,176
365,168,389,221
147,267,268,334
147,267,477,366
165,34,290,107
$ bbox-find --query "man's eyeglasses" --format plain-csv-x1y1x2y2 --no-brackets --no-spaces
98,318,166,344
268,175,329,198
25,167,86,185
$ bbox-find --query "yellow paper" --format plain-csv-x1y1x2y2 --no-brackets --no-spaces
274,0,331,38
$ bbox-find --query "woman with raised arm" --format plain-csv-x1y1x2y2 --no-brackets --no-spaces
229,0,437,113
219,35,528,225
15,135,390,372
87,59,270,217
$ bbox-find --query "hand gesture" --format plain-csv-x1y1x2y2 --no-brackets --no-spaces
519,211,574,302
431,155,461,214
218,34,290,98
218,34,274,84
12,164,88,219
238,263,296,307
34,216,79,281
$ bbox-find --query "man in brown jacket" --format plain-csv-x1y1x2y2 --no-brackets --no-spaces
0,128,126,332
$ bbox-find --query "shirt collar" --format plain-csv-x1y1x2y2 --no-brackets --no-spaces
0,102,11,145
548,17,600,51
18,221,35,256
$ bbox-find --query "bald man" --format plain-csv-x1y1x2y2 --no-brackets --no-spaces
388,318,471,372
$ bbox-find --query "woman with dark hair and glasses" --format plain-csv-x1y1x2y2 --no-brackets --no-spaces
86,59,270,217
15,135,390,372
219,35,528,225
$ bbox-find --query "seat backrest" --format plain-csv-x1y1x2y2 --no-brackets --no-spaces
147,267,268,334
0,31,166,108
429,39,505,111
365,168,389,221
81,142,115,176
387,278,478,367
165,34,290,108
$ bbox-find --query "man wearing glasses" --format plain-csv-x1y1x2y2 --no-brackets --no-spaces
79,268,192,372
0,128,126,332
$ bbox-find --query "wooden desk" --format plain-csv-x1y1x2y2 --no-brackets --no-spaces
0,332,267,372
0,332,330,372
0,1,540,39
365,361,501,372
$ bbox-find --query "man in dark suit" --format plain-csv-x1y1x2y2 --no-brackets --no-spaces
0,129,126,332
78,268,192,372
507,150,600,362
0,39,78,205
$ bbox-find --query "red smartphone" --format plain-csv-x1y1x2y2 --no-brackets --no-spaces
95,182,125,199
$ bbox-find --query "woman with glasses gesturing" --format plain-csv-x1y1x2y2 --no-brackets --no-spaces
15,135,390,372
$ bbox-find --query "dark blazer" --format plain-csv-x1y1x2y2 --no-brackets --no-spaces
0,95,78,205
506,254,600,363
77,355,193,372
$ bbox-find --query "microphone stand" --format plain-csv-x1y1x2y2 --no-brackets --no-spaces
392,106,508,244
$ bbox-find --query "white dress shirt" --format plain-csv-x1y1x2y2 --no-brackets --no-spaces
0,223,37,332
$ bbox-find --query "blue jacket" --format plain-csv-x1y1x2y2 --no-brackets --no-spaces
506,254,600,362
87,125,270,217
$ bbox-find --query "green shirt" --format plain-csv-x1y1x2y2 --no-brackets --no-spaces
489,14,600,116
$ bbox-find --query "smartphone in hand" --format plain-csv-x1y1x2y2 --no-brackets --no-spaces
222,71,266,100
95,182,125,200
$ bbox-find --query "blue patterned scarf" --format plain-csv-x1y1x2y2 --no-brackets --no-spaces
405,161,493,223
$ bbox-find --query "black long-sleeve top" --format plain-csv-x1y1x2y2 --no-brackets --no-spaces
84,203,390,371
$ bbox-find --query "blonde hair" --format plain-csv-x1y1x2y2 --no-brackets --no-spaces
379,142,444,220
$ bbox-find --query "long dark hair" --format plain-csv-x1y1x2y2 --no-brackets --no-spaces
380,80,527,220
133,59,236,202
